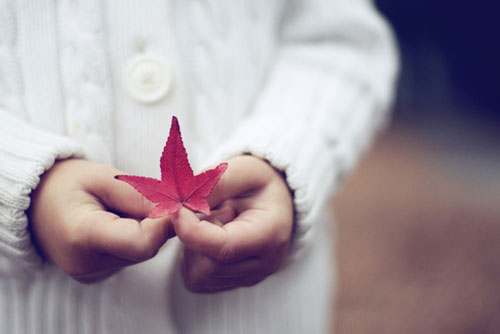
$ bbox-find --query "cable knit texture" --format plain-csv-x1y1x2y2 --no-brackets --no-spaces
0,0,398,333
0,0,84,267
58,0,114,163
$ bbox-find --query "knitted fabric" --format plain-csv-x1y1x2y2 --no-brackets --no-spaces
0,0,398,332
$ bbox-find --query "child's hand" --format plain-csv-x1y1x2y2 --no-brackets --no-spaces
173,155,294,292
29,159,173,283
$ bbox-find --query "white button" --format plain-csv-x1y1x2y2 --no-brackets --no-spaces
123,54,174,104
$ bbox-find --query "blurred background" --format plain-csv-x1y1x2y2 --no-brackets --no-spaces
333,1,500,333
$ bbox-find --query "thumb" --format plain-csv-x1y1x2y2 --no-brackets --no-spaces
172,208,228,260
172,207,265,263
88,211,175,262
91,170,155,218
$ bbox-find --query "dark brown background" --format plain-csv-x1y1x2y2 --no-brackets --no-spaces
332,3,500,331
332,123,500,333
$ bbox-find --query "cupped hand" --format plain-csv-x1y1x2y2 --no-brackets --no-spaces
173,155,294,293
29,159,174,283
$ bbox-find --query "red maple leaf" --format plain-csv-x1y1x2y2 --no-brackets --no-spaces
115,116,227,218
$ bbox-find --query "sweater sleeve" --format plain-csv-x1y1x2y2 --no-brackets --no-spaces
0,111,83,267
209,0,399,251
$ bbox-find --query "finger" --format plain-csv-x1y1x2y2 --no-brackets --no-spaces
181,273,265,293
87,167,155,218
173,207,278,263
58,249,136,281
198,203,237,227
70,267,122,284
87,210,173,262
182,248,265,279
180,254,266,293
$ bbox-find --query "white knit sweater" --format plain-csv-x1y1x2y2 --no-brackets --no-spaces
0,0,398,333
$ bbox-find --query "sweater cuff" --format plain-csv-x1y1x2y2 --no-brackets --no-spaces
209,115,335,253
208,57,385,253
0,112,84,267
